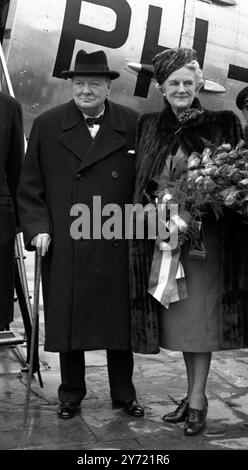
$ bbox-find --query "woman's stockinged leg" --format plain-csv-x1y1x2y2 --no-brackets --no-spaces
189,352,212,409
161,352,192,423
183,352,194,400
183,352,211,435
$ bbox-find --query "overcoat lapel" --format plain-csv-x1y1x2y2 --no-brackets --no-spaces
59,100,93,161
59,99,127,171
77,100,126,172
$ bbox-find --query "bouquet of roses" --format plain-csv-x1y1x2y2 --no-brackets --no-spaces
186,139,248,219
149,139,248,248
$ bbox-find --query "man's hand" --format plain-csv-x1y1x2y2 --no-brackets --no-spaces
31,233,51,257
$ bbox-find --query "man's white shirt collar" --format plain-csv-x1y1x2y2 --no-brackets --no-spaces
83,105,105,139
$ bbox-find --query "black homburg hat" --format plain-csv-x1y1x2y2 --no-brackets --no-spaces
61,50,120,80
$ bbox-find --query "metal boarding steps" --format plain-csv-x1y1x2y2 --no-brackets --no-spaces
0,329,25,346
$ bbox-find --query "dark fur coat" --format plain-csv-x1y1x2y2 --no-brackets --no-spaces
130,99,248,353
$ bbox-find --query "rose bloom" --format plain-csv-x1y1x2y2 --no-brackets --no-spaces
238,178,248,187
187,154,201,170
187,169,202,181
220,187,240,206
202,165,218,177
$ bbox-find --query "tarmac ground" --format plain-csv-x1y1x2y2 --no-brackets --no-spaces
0,323,248,451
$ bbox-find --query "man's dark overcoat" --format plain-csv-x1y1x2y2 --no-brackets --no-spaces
0,92,24,324
18,99,138,352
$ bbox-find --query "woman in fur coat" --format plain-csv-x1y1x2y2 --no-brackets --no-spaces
130,48,248,436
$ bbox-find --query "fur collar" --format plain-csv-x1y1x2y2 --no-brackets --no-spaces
134,100,244,203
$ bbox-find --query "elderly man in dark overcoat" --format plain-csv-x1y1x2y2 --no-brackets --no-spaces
0,91,24,330
18,50,144,419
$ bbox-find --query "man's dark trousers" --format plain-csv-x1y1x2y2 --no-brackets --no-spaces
58,350,136,404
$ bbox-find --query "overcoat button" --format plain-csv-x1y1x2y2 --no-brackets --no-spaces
111,171,119,179
112,241,120,247
75,173,82,180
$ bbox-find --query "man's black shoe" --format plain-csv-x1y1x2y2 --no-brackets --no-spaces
112,399,144,417
57,402,80,419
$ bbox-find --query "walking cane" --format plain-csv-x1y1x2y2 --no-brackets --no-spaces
15,235,42,380
23,247,42,428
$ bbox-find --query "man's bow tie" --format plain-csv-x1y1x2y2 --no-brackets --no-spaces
85,115,104,127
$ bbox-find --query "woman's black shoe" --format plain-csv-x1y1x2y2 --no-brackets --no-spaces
184,397,208,436
162,397,189,423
